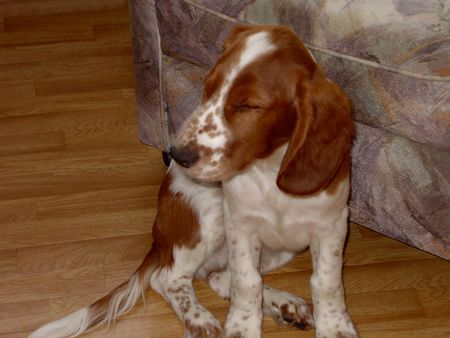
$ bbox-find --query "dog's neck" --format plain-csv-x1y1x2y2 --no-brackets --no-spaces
254,143,289,174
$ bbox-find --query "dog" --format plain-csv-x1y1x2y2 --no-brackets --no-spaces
30,164,313,338
30,25,357,338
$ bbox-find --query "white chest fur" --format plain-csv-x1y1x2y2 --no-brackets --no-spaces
223,145,350,252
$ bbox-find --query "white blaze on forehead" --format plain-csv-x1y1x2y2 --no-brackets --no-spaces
238,31,276,70
195,30,276,150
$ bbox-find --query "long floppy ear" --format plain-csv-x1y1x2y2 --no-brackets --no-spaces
223,25,253,50
276,72,354,195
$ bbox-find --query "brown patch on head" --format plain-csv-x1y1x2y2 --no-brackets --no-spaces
203,70,225,102
197,26,324,179
225,26,353,191
216,26,316,172
222,68,297,172
222,25,254,51
202,26,253,103
202,25,285,104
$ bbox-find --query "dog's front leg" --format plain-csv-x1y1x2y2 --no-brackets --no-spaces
223,200,263,338
310,209,358,338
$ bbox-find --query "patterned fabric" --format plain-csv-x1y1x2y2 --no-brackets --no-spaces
130,0,450,259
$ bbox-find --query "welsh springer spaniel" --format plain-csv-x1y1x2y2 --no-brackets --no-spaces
30,25,357,338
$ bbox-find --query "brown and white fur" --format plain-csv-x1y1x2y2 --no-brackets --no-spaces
30,163,313,338
30,25,357,338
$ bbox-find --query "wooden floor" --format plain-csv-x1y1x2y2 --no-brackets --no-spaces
0,1,449,337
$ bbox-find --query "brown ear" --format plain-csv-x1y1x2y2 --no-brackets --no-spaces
223,25,253,50
276,72,354,195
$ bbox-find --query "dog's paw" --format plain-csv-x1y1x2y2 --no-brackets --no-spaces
184,311,222,338
278,299,314,330
263,287,314,330
224,308,261,338
315,311,358,338
184,320,222,338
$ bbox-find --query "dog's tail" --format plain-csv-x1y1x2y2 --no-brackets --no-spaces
29,247,160,338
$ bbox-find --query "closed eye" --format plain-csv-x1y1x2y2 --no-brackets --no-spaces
235,104,262,112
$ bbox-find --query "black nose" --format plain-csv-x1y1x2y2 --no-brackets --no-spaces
170,146,199,168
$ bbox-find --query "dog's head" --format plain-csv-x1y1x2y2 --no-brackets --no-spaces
171,25,353,195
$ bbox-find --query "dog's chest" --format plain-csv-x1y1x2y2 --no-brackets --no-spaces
223,146,349,251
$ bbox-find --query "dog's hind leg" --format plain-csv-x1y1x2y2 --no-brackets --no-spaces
151,244,224,338
149,163,225,337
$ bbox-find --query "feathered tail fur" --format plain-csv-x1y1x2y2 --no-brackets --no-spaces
29,248,160,338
